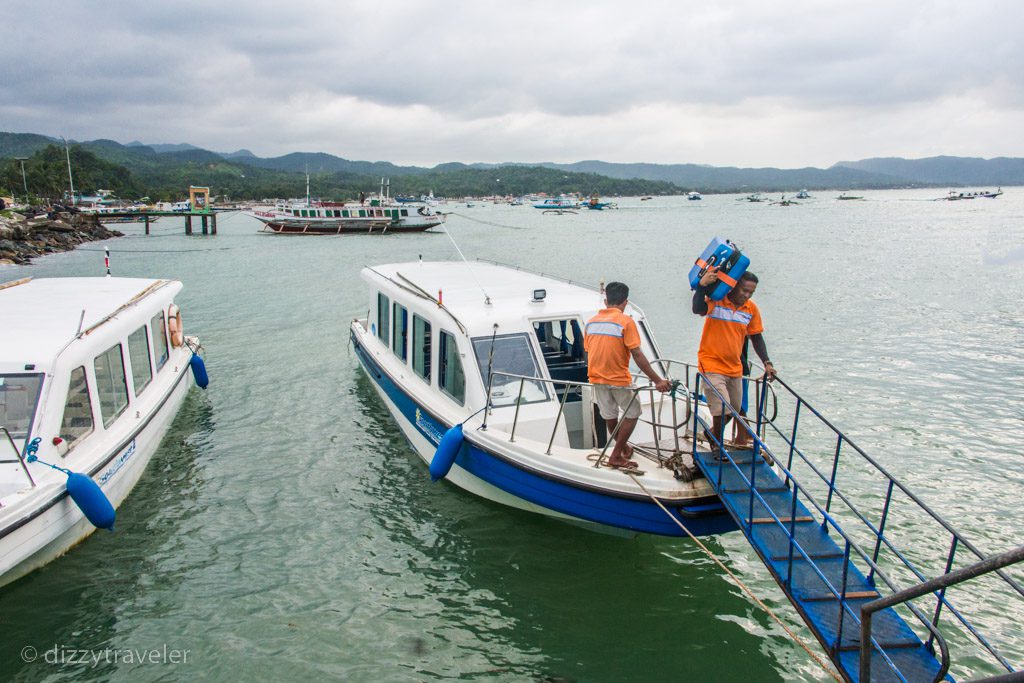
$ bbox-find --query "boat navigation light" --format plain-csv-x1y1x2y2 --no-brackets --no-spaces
532,289,547,302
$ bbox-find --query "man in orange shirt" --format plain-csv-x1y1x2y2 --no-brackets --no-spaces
585,282,671,470
693,268,777,453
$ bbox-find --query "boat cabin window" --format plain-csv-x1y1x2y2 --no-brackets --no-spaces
412,315,431,381
94,343,129,428
59,366,93,449
392,303,408,362
0,373,43,439
533,319,588,386
128,326,153,395
150,311,169,371
471,333,549,407
635,320,665,376
376,293,390,342
439,330,465,404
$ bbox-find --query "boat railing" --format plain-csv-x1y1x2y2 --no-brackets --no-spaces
0,426,37,488
479,370,692,466
692,369,1024,680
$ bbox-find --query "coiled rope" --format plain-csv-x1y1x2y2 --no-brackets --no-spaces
627,471,842,681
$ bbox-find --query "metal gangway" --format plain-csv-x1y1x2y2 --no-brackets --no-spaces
659,358,1024,682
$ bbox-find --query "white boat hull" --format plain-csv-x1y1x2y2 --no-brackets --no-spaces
0,365,193,588
360,362,576,522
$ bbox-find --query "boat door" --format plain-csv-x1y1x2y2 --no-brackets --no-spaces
530,318,594,449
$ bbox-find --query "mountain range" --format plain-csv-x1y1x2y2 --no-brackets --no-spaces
3,131,1022,196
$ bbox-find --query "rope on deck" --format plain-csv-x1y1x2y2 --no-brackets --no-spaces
627,472,842,682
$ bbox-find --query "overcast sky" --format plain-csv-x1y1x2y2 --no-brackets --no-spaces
2,0,1021,168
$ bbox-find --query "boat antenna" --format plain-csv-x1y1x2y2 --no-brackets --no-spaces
480,323,499,430
305,164,310,206
442,225,491,305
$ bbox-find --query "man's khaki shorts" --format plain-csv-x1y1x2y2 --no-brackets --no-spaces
594,384,641,420
703,373,743,417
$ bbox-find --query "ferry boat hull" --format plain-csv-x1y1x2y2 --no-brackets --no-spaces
0,365,192,588
0,277,205,588
256,216,439,235
352,332,735,537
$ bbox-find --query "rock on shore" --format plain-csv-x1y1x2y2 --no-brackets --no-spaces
0,211,123,265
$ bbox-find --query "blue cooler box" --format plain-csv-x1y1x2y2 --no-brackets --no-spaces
688,237,750,301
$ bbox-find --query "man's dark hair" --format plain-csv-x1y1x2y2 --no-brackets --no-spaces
739,271,759,284
605,281,629,306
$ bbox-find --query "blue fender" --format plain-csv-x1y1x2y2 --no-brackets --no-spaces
66,472,116,530
430,424,464,481
190,353,209,389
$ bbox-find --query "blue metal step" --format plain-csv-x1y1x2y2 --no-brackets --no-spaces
694,448,949,683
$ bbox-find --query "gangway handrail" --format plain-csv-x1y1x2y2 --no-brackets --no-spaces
770,375,1024,599
479,369,691,467
692,373,951,682
860,544,1024,682
692,368,1021,680
758,374,1024,671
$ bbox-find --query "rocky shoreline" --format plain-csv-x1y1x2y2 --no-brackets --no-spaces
0,211,123,265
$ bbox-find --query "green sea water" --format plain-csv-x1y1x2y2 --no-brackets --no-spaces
2,189,1022,682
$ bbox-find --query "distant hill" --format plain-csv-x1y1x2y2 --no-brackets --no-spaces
239,151,432,177
128,142,203,154
530,160,904,192
4,130,1024,196
833,156,1024,186
0,132,61,158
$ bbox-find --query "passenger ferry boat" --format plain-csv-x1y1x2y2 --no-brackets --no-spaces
350,260,735,536
251,179,445,234
350,260,1024,682
253,199,445,234
0,276,205,587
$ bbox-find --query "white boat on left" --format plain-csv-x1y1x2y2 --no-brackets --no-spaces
0,276,207,588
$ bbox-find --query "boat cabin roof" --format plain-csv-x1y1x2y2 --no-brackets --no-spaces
363,261,646,337
0,277,178,371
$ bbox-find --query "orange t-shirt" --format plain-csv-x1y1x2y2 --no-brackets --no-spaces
697,297,764,377
584,308,641,386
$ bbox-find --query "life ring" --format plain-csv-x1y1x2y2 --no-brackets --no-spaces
167,304,184,348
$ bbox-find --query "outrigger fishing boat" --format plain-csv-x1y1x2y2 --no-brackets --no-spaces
351,258,1024,683
0,276,207,588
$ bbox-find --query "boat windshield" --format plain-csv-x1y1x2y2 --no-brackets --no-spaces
472,334,549,406
0,373,44,439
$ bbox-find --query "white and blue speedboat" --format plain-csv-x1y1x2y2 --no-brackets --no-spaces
350,260,735,536
0,277,207,587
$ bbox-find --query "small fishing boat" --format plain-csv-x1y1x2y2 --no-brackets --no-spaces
0,276,207,588
738,193,767,202
837,192,865,200
937,188,1003,201
350,260,735,537
584,194,618,210
795,189,811,199
687,192,703,201
532,196,579,210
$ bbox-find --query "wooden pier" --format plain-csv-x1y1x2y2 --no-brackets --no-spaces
96,210,219,235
